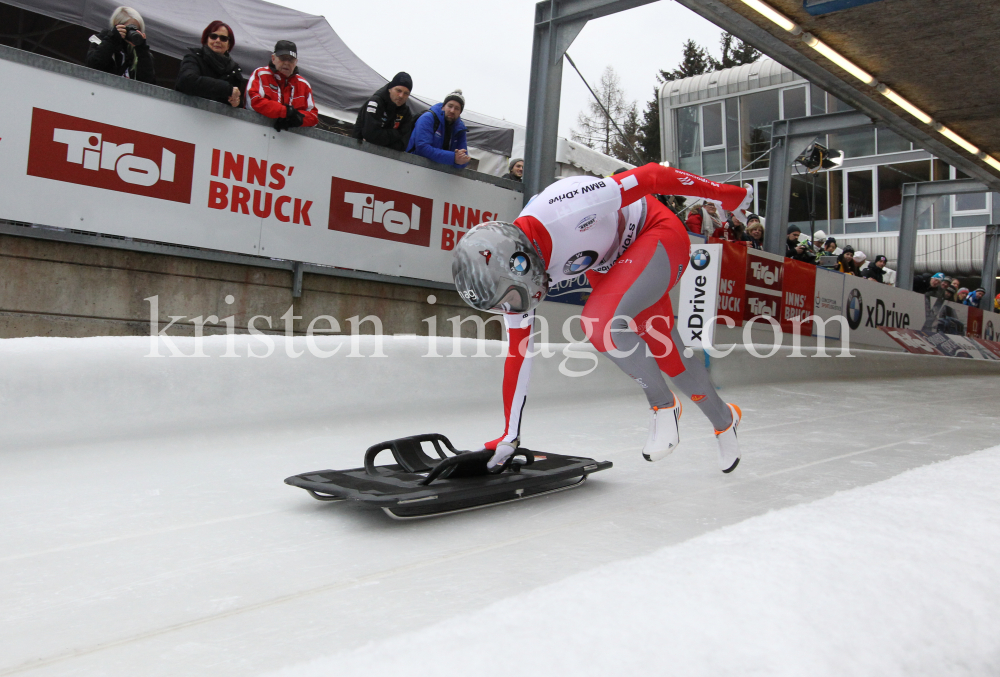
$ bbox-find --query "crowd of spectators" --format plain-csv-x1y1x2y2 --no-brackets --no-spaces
84,7,478,168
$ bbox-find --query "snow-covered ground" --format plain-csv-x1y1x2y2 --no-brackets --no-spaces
1,336,998,676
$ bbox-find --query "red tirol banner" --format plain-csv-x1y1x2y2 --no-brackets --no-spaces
780,259,817,335
26,108,196,203
743,249,784,323
966,306,983,338
716,242,747,327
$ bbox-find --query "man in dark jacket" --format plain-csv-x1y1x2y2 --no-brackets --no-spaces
785,225,815,263
354,72,414,151
175,21,245,107
863,254,888,283
406,89,470,169
85,7,155,84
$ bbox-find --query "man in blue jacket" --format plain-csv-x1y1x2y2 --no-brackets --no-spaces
407,89,471,169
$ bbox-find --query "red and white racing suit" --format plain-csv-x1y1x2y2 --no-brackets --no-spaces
485,164,749,451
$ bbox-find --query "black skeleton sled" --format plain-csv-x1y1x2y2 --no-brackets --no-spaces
285,433,612,520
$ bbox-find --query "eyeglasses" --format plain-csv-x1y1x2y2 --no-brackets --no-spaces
208,33,230,42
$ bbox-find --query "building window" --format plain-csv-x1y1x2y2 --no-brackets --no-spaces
845,168,877,232
781,86,807,120
676,105,700,174
726,98,740,173
876,128,912,154
876,161,931,232
740,89,779,169
828,96,876,158
952,167,991,214
810,84,827,116
701,101,724,149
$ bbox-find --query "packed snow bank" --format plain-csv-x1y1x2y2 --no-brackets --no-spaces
266,445,1000,677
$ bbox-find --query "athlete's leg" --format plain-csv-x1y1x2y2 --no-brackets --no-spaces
583,223,731,432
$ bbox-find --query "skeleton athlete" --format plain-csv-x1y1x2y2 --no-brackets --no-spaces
452,163,752,473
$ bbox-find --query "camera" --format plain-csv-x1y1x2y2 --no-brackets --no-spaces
123,24,145,47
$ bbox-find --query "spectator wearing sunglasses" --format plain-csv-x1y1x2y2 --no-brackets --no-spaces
175,21,245,108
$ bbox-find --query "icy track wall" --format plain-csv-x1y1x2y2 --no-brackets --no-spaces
3,334,999,453
0,336,634,452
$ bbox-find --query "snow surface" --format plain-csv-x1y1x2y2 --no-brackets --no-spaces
1,335,999,676
270,444,1000,677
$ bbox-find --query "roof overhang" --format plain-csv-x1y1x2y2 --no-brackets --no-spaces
673,0,1000,192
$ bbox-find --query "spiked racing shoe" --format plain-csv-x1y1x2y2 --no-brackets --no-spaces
642,394,682,462
714,403,742,473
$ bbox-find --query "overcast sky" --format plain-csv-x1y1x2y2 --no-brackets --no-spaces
266,0,726,138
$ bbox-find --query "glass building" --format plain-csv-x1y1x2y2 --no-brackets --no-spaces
659,58,999,240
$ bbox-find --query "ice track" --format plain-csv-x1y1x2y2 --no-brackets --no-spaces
1,335,998,676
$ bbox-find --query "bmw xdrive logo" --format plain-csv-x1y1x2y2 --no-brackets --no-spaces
509,252,531,275
845,288,863,330
691,249,711,270
563,250,599,275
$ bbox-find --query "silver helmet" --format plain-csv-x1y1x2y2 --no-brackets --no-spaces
452,222,547,314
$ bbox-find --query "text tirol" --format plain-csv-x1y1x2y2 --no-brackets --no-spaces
207,150,313,225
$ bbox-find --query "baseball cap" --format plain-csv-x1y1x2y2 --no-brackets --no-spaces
274,40,297,58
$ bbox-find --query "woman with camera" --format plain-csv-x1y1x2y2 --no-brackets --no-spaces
85,7,155,84
175,21,246,108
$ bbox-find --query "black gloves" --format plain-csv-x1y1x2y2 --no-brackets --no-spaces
274,104,305,132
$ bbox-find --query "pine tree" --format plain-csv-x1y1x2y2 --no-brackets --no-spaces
637,90,661,163
659,39,713,83
717,32,761,70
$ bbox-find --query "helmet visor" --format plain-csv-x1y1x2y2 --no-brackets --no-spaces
489,284,530,313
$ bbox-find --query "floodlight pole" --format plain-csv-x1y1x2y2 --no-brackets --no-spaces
524,0,658,199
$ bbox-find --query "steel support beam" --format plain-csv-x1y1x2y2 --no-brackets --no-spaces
523,0,657,198
896,178,988,290
763,110,873,255
982,224,1000,310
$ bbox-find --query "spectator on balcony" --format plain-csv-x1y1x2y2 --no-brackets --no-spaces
85,6,155,84
924,273,946,299
995,293,1000,312
949,278,961,295
712,212,752,246
862,254,888,283
175,21,245,108
353,72,414,151
965,288,986,306
853,250,867,272
503,158,524,182
246,41,318,131
941,278,957,302
746,216,764,250
837,246,859,275
406,89,470,169
956,287,970,303
685,201,722,238
786,225,815,263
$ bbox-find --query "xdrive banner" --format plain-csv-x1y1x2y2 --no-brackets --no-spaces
675,240,986,350
0,59,522,284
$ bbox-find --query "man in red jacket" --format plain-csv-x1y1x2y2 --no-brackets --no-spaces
245,40,318,131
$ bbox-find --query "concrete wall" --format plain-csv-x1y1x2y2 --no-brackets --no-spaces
0,232,503,340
